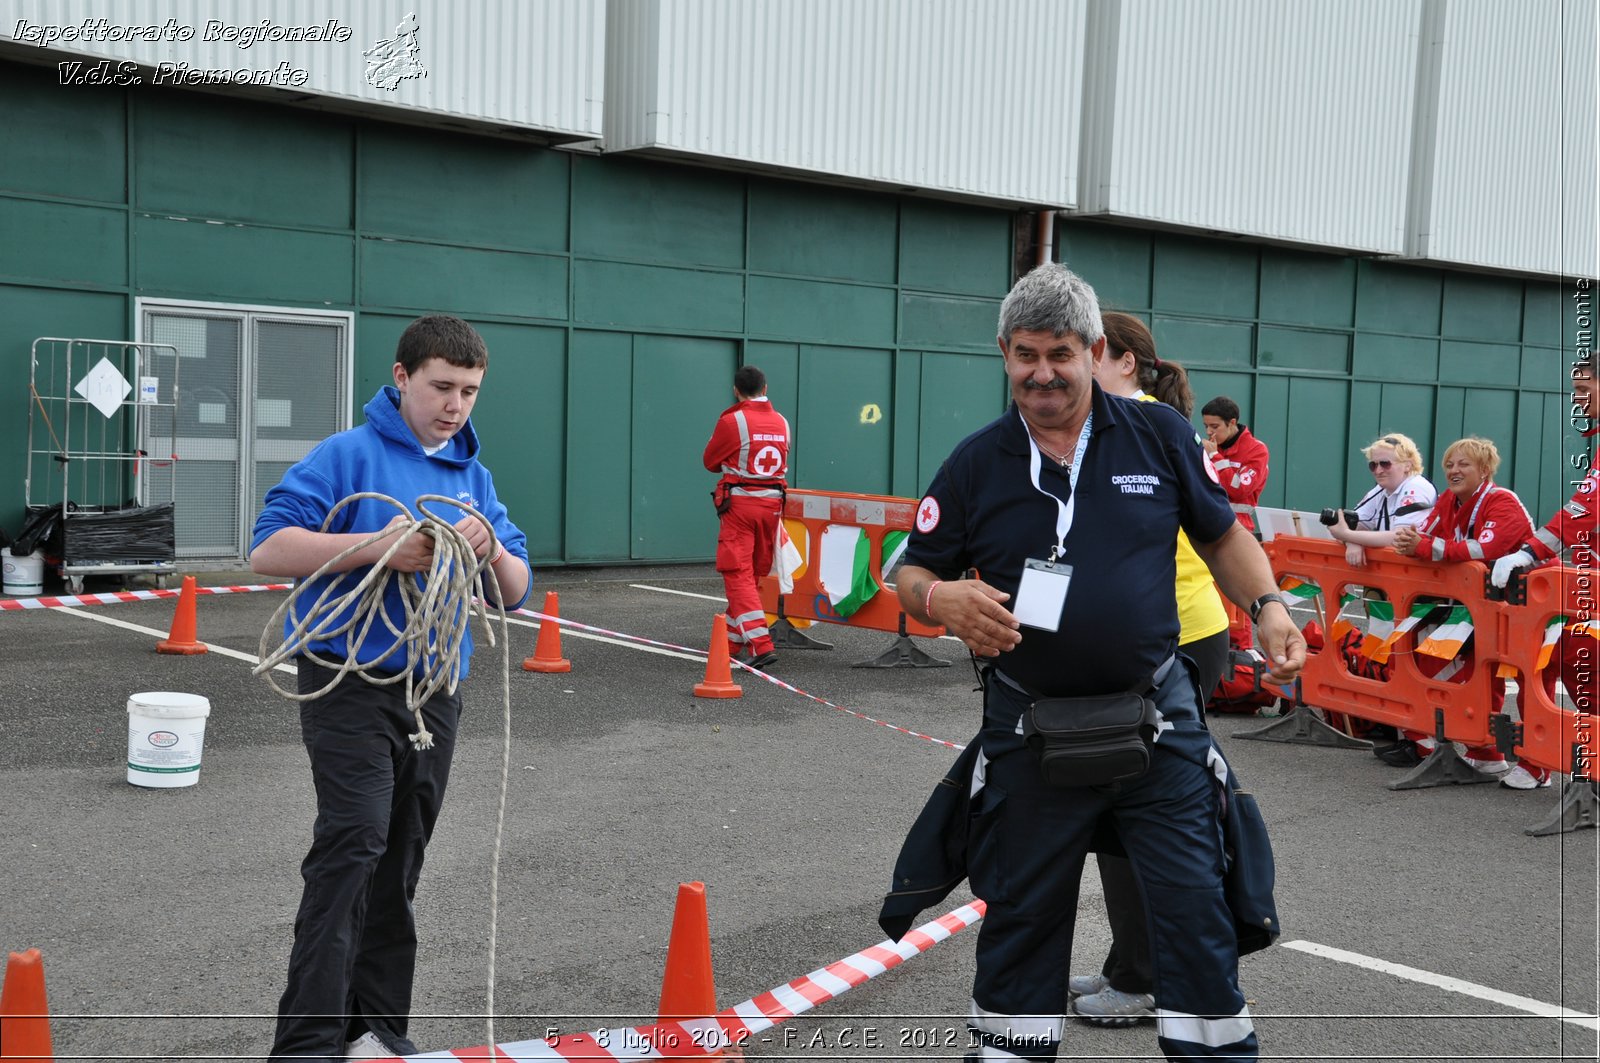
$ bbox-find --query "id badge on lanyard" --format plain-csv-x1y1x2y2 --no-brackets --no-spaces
1015,410,1092,632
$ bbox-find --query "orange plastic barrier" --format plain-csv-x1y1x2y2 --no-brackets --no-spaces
756,489,944,640
1491,564,1596,782
1264,536,1504,752
1260,536,1595,782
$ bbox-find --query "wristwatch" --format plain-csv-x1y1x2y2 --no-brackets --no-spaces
1248,592,1287,625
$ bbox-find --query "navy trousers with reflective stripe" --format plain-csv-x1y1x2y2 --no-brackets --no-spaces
969,661,1257,1061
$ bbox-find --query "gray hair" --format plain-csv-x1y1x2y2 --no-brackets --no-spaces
996,263,1104,348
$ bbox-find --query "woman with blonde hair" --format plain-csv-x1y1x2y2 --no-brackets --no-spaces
1328,432,1437,567
1391,437,1546,786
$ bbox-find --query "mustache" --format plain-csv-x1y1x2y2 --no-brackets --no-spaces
1023,379,1069,391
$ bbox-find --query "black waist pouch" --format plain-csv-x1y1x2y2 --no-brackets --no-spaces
1023,693,1158,788
712,483,732,515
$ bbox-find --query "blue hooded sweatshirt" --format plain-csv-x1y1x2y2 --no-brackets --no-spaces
251,386,531,680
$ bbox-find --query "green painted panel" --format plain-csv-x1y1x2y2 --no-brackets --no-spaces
917,351,1005,492
798,345,894,493
1260,249,1355,327
1439,340,1520,386
133,93,352,229
1352,332,1438,381
1257,327,1349,374
1186,372,1255,429
361,239,564,319
1059,223,1151,312
748,179,896,282
1152,236,1257,319
899,292,1001,352
0,199,126,287
1441,273,1523,343
1154,317,1254,368
361,129,569,252
1432,388,1467,472
573,260,742,333
1511,391,1547,511
1281,377,1348,510
1376,385,1438,468
1251,376,1290,508
0,63,125,202
352,314,412,416
566,331,634,562
631,335,738,560
471,322,566,562
1356,260,1441,335
744,342,800,481
136,216,353,304
892,351,923,499
1521,347,1567,390
1345,381,1384,502
1460,388,1518,461
1521,282,1564,347
747,275,895,346
571,156,744,268
899,200,1011,296
0,284,127,532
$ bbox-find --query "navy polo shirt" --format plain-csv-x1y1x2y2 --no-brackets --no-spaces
905,382,1236,699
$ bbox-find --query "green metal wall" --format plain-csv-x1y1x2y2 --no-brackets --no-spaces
0,58,1582,567
1059,223,1580,523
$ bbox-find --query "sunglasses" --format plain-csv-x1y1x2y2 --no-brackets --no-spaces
1368,460,1394,471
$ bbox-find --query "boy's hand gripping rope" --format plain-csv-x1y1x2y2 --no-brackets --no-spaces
253,491,516,1047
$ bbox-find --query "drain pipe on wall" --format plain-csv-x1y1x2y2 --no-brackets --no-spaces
1035,209,1056,267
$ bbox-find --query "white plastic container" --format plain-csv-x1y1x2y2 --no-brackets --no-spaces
126,692,212,788
1,548,44,597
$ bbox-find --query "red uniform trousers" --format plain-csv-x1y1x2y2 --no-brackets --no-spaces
716,495,779,656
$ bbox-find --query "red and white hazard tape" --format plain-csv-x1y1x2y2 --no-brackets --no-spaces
0,582,292,611
386,900,987,1061
517,608,966,751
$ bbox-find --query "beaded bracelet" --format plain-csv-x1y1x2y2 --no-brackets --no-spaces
924,580,943,620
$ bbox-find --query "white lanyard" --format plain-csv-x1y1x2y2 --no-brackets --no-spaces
1460,482,1493,539
1021,408,1094,563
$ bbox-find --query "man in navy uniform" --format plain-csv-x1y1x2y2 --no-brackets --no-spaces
894,264,1304,1062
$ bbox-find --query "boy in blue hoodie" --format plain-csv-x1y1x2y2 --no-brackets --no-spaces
252,314,532,1061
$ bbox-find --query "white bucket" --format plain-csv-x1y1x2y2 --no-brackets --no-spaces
126,692,212,789
2,548,44,597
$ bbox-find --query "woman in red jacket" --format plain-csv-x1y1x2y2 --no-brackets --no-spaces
1392,437,1549,787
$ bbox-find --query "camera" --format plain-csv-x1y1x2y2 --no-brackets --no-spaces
1318,508,1359,530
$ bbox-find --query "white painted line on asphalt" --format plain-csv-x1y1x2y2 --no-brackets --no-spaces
631,583,963,639
56,606,296,674
1282,940,1600,1030
501,614,703,663
630,583,725,601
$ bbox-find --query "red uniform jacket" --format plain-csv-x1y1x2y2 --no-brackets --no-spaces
702,397,790,500
1414,480,1534,564
1208,425,1269,530
1523,442,1598,570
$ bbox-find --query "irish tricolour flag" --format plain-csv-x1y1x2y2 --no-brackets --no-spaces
1415,605,1475,659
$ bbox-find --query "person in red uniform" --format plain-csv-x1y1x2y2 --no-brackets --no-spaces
703,365,790,669
1491,356,1597,788
1392,436,1545,784
1200,396,1269,534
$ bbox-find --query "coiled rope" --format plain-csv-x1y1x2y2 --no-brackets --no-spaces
254,491,514,1048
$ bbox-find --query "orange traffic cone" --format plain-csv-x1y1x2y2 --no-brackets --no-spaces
658,882,717,1022
693,615,742,699
1,948,54,1062
156,575,207,655
521,591,572,673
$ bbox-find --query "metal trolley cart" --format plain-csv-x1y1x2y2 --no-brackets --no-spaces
25,338,182,594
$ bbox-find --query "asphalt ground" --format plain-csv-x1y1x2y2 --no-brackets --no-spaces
1,564,1597,1063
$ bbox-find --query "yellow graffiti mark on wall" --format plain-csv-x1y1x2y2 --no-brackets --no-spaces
859,403,882,425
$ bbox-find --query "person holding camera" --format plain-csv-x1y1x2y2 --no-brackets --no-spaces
1324,433,1437,567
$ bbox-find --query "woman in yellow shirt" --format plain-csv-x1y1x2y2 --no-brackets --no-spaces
1067,311,1231,1026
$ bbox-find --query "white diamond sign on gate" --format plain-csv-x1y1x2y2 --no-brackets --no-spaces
74,356,132,419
